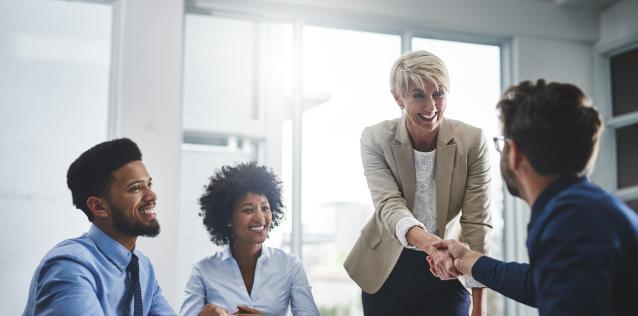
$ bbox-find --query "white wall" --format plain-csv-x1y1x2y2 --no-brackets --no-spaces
114,0,184,309
514,36,594,96
598,0,638,50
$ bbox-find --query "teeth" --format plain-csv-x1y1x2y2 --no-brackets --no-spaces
250,225,265,232
140,208,155,215
418,112,437,120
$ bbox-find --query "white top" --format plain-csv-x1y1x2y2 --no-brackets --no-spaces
396,149,438,248
179,246,319,316
394,149,483,288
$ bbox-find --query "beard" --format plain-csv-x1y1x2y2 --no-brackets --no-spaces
110,202,160,237
500,150,521,198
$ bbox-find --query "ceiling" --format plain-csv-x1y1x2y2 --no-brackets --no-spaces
528,0,622,11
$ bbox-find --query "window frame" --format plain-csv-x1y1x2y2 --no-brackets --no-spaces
595,39,638,204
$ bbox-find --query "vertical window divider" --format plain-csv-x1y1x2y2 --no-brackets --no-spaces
291,19,303,258
107,0,123,139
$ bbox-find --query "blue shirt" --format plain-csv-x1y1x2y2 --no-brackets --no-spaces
23,224,176,316
472,176,638,316
179,246,319,316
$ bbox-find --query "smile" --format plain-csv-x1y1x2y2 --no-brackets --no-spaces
417,111,437,122
249,225,266,232
139,204,156,218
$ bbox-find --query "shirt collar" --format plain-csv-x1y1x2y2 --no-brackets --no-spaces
530,175,584,218
88,224,133,271
221,245,272,262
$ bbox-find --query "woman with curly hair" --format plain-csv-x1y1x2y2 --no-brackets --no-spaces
180,162,319,316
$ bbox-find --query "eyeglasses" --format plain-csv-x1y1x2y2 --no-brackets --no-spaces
493,136,508,153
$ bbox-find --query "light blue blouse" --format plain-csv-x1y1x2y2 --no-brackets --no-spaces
180,246,319,316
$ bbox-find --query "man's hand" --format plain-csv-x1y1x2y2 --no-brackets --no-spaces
406,226,460,280
198,304,231,316
431,239,483,276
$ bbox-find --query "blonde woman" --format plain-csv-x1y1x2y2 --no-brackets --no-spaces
344,50,492,316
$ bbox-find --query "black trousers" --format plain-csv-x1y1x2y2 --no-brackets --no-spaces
362,249,471,316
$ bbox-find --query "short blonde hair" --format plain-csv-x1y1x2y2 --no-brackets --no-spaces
390,50,450,96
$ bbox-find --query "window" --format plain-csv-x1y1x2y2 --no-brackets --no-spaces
608,46,638,212
0,0,113,313
182,6,504,315
177,13,293,304
298,26,401,315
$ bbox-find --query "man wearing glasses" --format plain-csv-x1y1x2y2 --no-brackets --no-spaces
430,80,638,315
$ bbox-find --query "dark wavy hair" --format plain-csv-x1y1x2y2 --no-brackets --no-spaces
199,162,285,246
497,79,602,176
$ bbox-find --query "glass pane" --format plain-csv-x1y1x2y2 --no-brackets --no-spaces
300,25,401,315
178,15,293,305
610,47,638,116
617,123,638,188
412,37,503,314
183,15,256,133
0,0,112,314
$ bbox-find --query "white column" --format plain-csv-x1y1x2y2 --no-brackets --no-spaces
113,0,184,309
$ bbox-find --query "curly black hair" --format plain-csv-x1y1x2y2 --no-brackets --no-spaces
199,162,285,246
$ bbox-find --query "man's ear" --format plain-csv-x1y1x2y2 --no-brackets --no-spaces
507,140,525,171
86,196,110,219
391,90,403,109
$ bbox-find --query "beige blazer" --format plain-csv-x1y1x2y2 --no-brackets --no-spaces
343,115,492,294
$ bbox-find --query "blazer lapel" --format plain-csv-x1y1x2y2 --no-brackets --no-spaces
392,115,416,211
436,119,456,237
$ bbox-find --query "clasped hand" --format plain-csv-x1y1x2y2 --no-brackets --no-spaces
198,304,263,316
426,239,480,279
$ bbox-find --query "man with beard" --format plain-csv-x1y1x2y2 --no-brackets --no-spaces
429,80,638,315
23,138,176,316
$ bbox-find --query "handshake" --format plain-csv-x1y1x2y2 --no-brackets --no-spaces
424,239,484,281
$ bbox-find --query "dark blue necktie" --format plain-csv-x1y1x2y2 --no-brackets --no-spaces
127,254,143,316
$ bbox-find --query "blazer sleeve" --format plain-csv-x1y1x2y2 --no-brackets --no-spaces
360,126,413,238
459,129,492,254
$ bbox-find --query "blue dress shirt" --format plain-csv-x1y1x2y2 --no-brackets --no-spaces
23,224,176,316
180,246,319,316
472,176,638,315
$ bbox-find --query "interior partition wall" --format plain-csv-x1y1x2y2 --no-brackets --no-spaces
0,0,114,314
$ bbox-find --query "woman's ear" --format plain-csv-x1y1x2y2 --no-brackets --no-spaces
391,90,404,109
86,196,110,219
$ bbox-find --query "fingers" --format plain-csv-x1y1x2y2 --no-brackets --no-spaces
235,306,261,316
428,240,472,279
429,248,456,280
426,256,438,276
